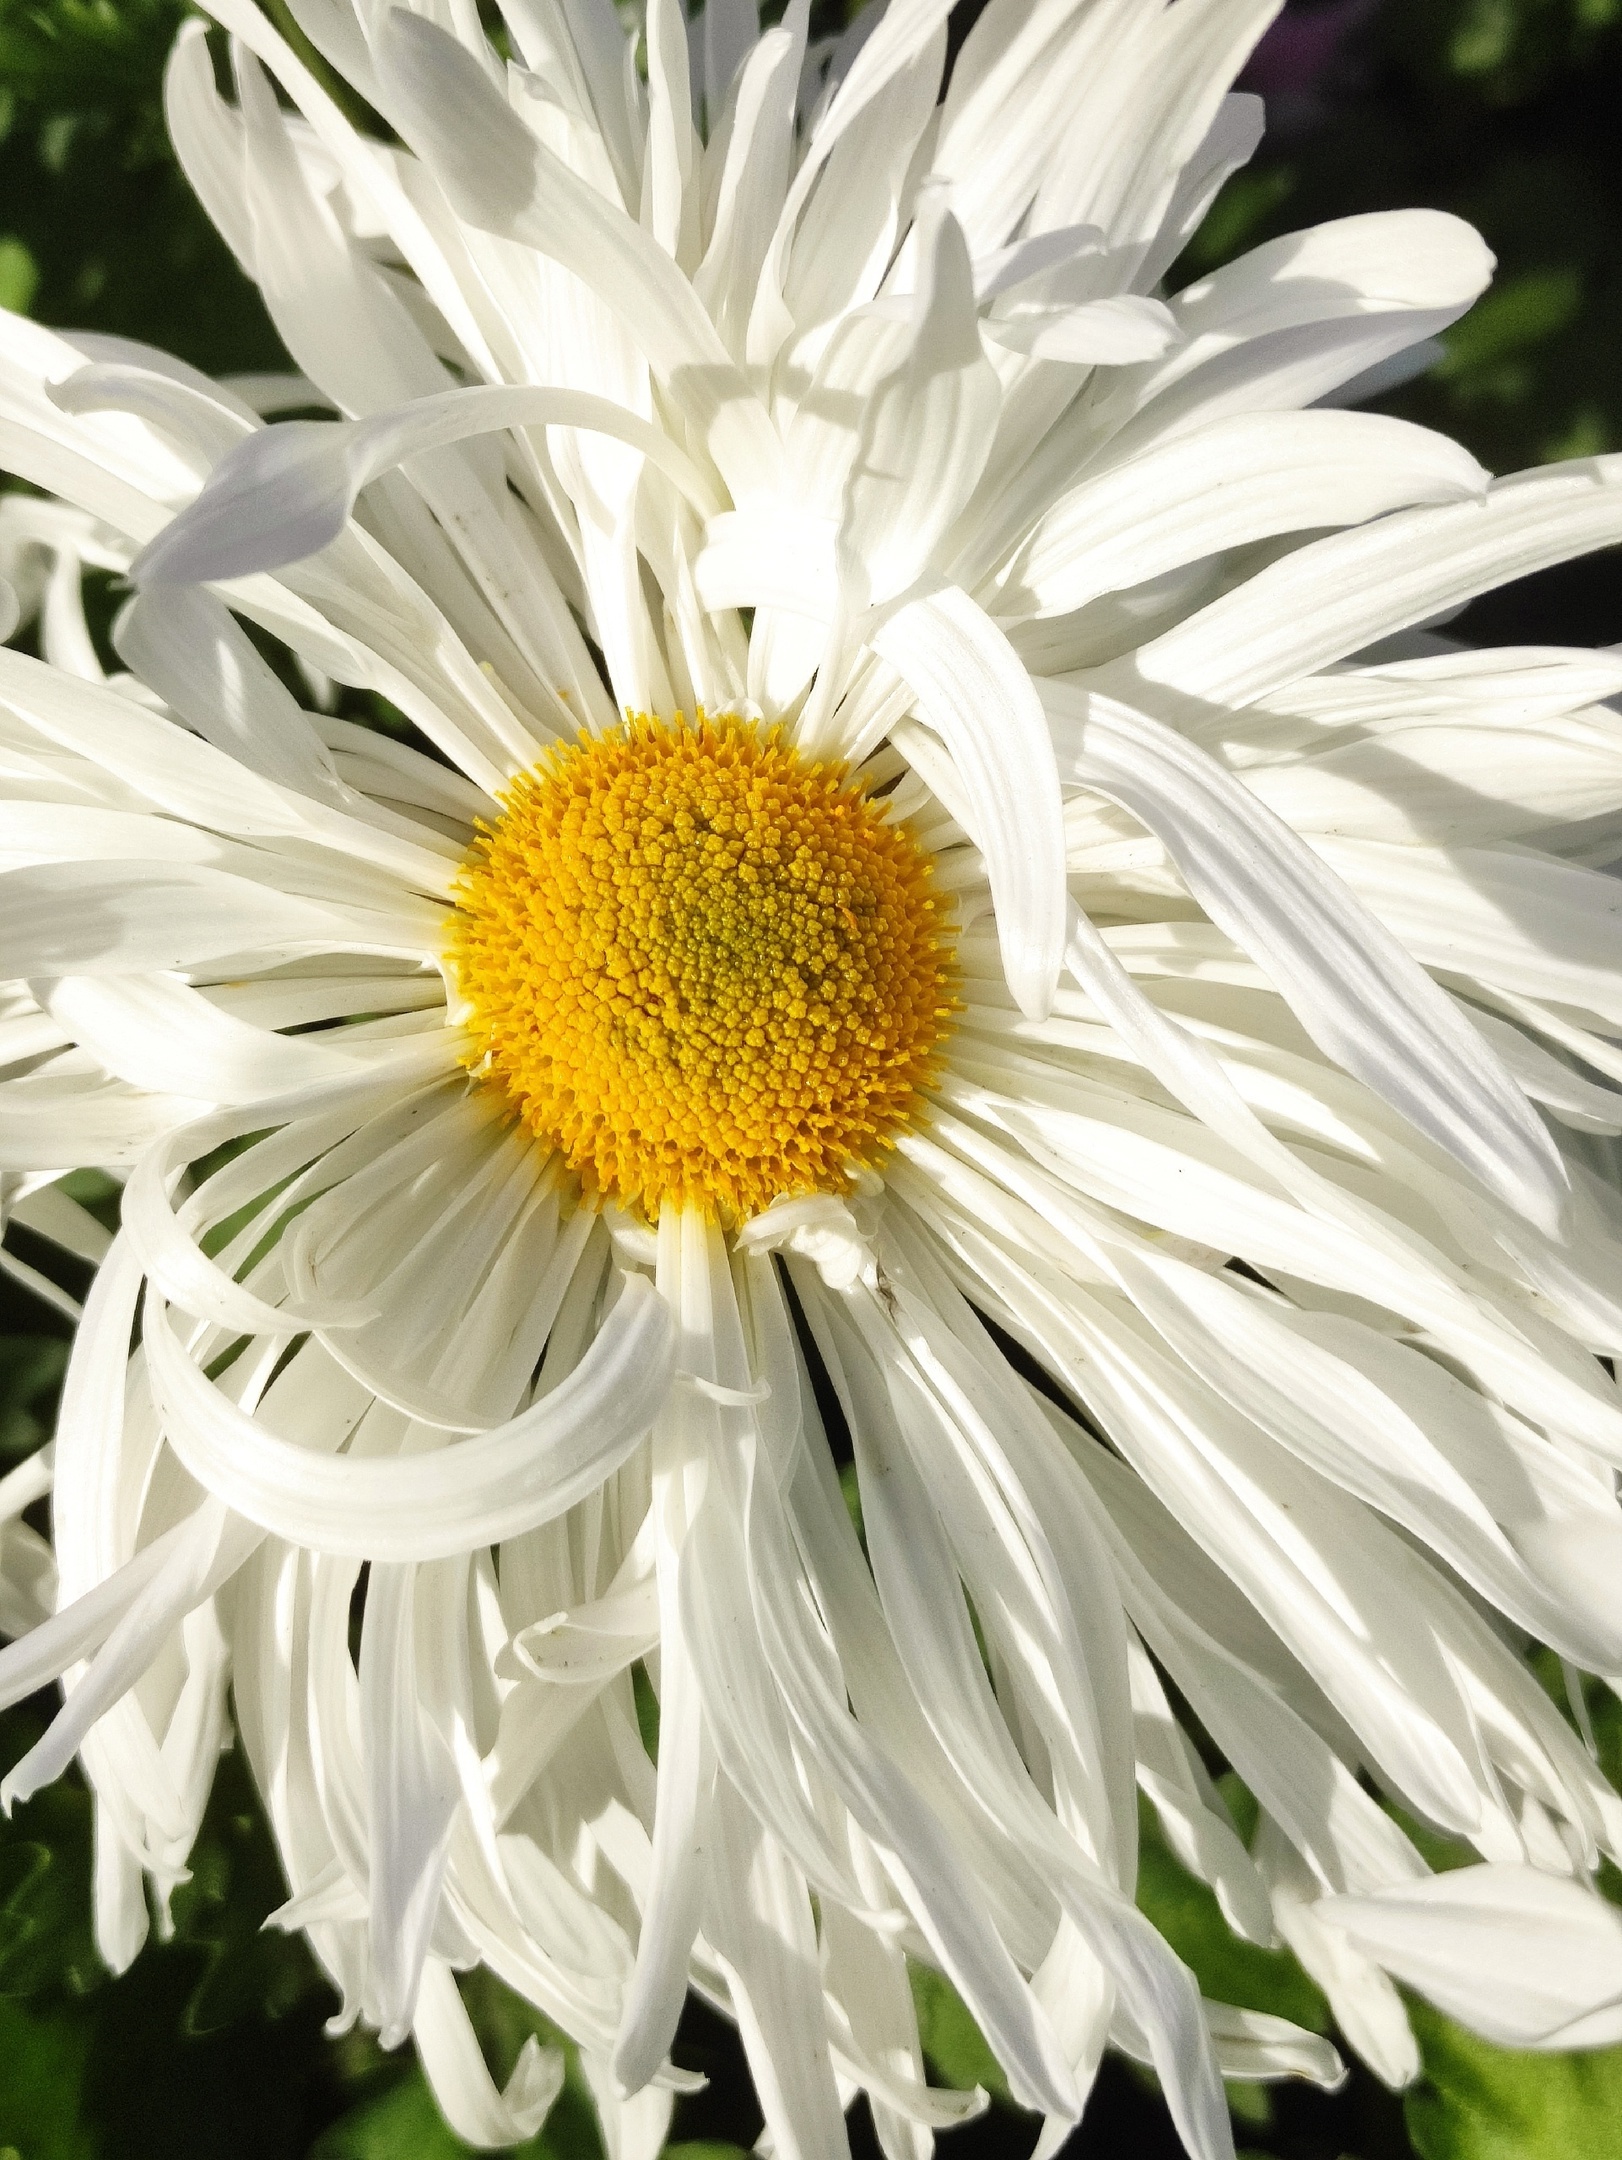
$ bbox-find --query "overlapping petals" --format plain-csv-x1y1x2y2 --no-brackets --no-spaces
3,1,1622,2156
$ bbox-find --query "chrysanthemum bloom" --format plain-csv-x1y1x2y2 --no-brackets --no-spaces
5,0,1622,2152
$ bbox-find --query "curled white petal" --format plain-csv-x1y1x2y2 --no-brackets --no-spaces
145,1271,675,1558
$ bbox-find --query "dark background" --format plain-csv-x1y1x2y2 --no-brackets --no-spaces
0,0,1619,2152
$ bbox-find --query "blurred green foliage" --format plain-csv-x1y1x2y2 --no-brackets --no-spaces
0,1698,342,2158
1403,2002,1622,2160
0,0,280,374
0,1340,65,1465
1,0,1621,2153
0,1691,619,2160
910,1964,1012,2106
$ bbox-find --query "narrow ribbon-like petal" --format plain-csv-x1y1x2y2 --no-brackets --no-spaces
145,1272,675,1558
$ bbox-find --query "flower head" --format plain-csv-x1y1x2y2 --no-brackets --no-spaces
4,1,1622,2154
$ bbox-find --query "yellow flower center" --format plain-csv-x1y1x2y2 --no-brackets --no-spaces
448,713,956,1224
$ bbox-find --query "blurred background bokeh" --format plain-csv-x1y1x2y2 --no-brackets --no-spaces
0,1,1619,2153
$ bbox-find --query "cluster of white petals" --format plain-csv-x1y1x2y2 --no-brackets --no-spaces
4,0,1622,2153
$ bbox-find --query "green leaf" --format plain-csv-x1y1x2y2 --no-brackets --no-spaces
0,235,35,311
1435,266,1585,379
165,1747,324,2037
1447,0,1523,77
310,2026,606,2160
0,1710,101,2003
0,1338,68,1465
0,1993,96,2160
632,1660,660,1760
1405,1997,1622,2160
1224,2077,1272,2128
54,1171,122,1239
1178,165,1296,275
456,1966,605,2160
0,0,284,379
0,1706,384,2158
907,1963,1010,2105
661,2146,755,2159
1134,1797,1329,2033
837,1460,864,1543
308,2068,475,2160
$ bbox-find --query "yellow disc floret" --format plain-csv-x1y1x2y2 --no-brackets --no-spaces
448,713,956,1224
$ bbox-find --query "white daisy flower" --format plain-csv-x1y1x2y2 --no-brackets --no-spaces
4,0,1622,2154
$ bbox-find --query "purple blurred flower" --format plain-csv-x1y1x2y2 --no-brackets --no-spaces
1242,0,1377,103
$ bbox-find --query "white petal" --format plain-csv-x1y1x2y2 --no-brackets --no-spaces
838,204,1001,609
1135,90,1264,292
874,586,1065,1019
1,1501,259,1813
779,21,941,350
612,1236,718,2092
114,585,340,797
1029,0,1279,256
144,1270,675,1558
1312,835,1622,1027
1259,1824,1420,2090
0,640,456,894
373,9,783,502
134,383,723,591
164,21,255,269
0,1523,181,1714
985,293,1180,364
692,15,802,359
842,1280,1227,2159
1235,712,1622,848
641,0,700,267
510,1576,659,1685
0,859,429,976
1172,207,1494,355
363,1561,462,2042
1202,2001,1344,2091
1043,685,1569,1234
695,503,838,620
994,409,1485,623
414,1958,565,2148
1128,1637,1272,1944
1322,1865,1622,2049
40,973,368,1105
748,0,954,371
706,1783,852,2160
1107,457,1622,712
750,1263,1081,2117
1054,1413,1429,1901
